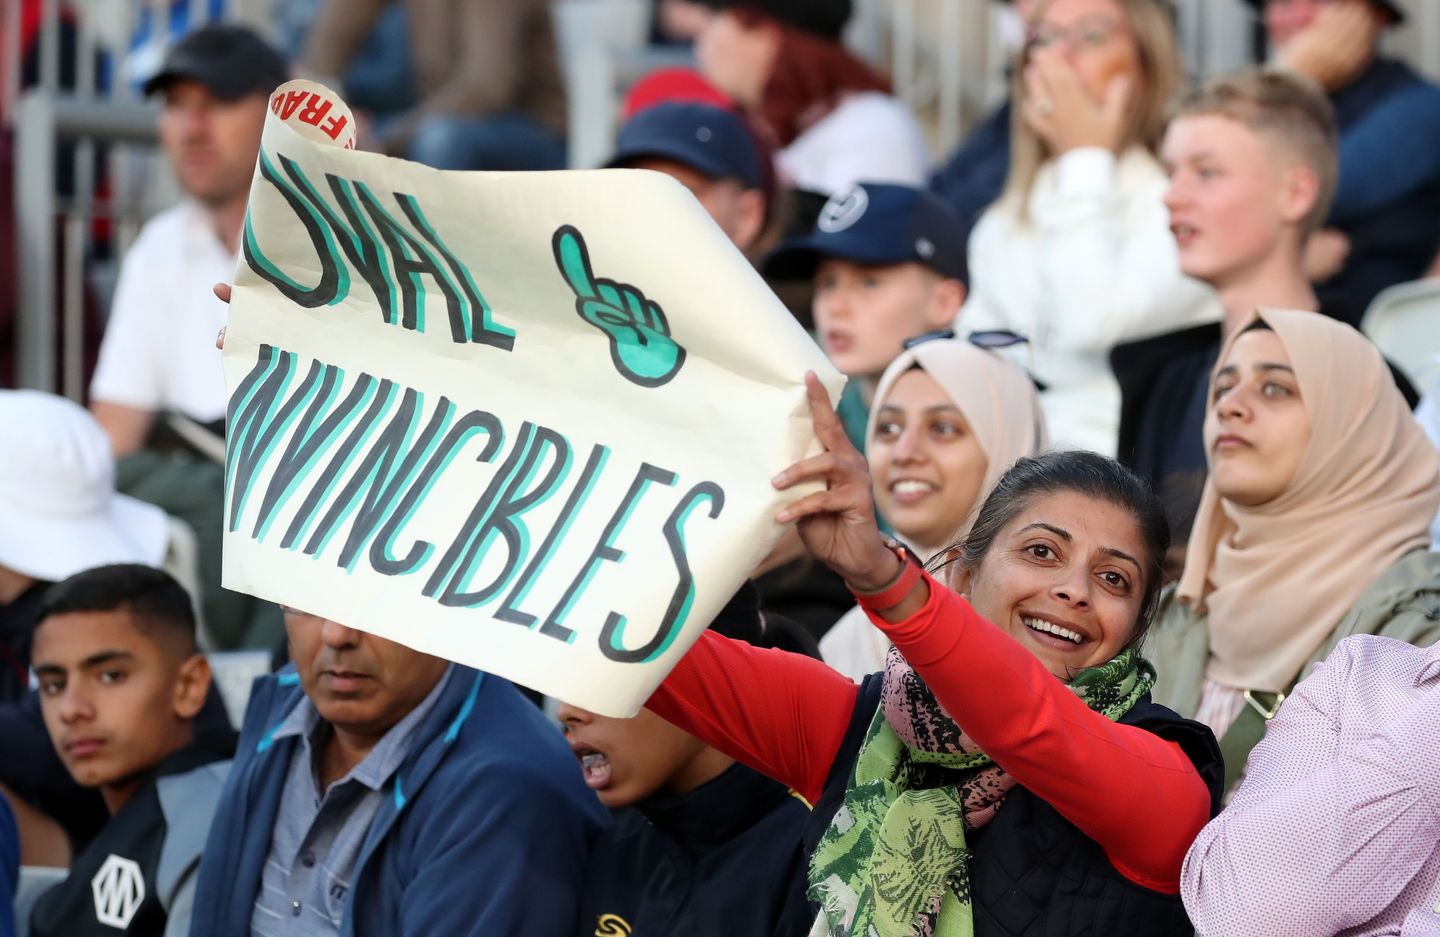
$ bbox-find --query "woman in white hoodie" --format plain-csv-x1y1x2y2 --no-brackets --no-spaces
961,0,1220,455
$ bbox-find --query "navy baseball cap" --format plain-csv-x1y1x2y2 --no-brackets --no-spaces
605,103,763,190
143,24,289,101
763,183,969,282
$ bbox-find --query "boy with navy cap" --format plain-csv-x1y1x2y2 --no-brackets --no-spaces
606,102,769,257
764,182,968,389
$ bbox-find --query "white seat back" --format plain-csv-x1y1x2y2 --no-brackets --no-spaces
1361,278,1440,387
207,649,274,728
14,866,67,937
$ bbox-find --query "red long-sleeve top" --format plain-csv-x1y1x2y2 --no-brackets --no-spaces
646,572,1212,893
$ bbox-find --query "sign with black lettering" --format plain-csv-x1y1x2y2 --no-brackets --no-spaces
222,82,842,715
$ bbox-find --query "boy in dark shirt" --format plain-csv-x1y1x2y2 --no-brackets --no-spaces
27,565,229,937
559,586,818,937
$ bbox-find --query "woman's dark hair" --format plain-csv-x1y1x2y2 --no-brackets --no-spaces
940,451,1170,649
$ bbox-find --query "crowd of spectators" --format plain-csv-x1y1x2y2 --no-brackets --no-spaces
3,0,1440,935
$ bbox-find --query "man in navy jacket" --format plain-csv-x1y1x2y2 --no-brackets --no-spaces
189,608,608,937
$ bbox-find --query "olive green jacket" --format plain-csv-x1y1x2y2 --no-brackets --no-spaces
1147,548,1440,724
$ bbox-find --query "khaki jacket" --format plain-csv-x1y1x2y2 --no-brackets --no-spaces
1147,548,1440,719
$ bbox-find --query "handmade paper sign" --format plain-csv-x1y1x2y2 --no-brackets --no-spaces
222,81,843,716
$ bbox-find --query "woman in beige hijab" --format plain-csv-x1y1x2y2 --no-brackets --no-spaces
1147,308,1440,792
820,335,1047,679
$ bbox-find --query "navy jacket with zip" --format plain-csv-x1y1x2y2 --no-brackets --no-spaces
576,761,813,936
189,665,609,937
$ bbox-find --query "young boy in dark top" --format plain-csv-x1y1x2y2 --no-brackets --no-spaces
559,586,818,937
27,565,230,937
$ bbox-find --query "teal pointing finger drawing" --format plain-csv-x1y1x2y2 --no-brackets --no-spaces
553,225,688,388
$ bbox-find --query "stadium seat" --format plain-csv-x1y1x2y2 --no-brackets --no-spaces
1361,277,1440,387
13,866,65,937
207,649,273,728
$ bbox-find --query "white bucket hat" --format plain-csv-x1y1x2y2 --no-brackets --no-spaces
0,390,169,582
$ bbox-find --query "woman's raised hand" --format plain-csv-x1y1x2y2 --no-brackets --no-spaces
773,373,901,592
1023,48,1131,155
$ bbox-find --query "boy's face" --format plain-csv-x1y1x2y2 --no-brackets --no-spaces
1162,113,1298,289
33,610,205,807
555,703,717,810
812,259,961,380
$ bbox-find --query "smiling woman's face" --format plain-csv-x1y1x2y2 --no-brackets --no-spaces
953,490,1149,678
869,369,989,554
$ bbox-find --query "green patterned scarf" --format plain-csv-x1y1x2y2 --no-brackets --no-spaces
807,646,1156,937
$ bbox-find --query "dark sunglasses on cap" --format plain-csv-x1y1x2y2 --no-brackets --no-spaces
902,328,1047,392
902,328,1031,351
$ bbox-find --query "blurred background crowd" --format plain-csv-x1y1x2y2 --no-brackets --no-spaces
2,1,1440,936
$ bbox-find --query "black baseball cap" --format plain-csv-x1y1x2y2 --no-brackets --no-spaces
605,103,763,189
700,0,853,40
142,24,289,101
763,183,970,283
1243,0,1404,25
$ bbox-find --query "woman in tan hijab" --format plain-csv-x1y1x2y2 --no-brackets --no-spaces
820,335,1047,679
1147,308,1440,793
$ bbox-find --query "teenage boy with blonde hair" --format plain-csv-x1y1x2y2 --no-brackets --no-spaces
1113,67,1415,578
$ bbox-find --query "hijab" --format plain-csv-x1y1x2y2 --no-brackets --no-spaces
865,338,1048,554
1177,309,1440,693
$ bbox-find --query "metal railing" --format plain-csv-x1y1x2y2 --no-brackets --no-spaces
13,93,158,395
6,0,259,396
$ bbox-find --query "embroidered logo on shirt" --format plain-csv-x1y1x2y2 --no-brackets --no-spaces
818,187,870,233
91,854,145,929
595,913,633,935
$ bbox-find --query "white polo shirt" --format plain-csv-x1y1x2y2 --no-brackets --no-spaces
90,200,236,423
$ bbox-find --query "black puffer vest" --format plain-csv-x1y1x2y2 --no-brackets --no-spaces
802,675,1223,937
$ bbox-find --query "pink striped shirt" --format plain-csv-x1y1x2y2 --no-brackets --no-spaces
1181,635,1440,937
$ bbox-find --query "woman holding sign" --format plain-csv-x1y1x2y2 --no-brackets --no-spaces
646,375,1221,937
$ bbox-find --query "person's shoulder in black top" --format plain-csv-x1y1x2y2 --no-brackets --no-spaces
559,585,818,937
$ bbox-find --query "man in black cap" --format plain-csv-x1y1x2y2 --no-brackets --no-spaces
90,24,287,457
606,102,768,258
88,24,290,654
1251,0,1440,325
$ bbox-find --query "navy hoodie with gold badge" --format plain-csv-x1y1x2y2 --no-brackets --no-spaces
576,759,812,937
